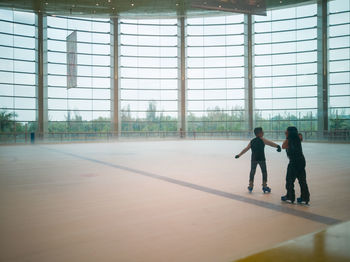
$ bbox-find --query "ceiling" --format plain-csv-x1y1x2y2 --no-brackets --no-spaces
0,0,314,18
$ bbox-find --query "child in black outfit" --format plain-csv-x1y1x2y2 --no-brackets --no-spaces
235,127,281,193
281,126,310,204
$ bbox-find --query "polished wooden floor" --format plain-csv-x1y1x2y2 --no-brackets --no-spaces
237,220,350,262
0,140,349,262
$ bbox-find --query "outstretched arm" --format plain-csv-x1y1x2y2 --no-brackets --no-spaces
235,143,251,158
262,137,281,152
262,137,278,148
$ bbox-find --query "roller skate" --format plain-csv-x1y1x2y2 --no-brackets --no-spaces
281,195,295,204
247,182,253,193
262,182,271,194
262,186,271,194
297,197,309,205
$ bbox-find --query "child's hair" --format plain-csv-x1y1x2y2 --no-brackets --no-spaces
254,127,263,136
287,126,302,154
287,126,299,140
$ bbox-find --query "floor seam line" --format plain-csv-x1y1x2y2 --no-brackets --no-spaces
40,146,342,226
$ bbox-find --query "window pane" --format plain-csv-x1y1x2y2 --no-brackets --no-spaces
0,9,37,129
120,18,178,132
328,0,350,129
253,4,318,131
47,15,112,132
187,14,246,132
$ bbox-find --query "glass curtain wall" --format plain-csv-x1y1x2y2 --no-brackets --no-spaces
1,1,350,141
0,9,37,135
328,0,350,130
46,15,111,133
186,15,246,133
119,18,178,133
253,4,318,132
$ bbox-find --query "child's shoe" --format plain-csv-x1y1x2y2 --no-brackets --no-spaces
247,186,253,192
281,195,295,203
297,197,309,205
262,186,271,193
262,182,271,193
248,182,254,193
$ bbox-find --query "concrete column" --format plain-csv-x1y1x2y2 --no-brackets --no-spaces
317,0,328,134
36,12,48,138
111,17,120,136
178,16,186,137
244,14,253,131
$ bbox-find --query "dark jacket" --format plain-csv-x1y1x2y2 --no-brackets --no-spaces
250,137,265,161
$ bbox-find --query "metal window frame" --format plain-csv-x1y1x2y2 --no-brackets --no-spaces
2,1,349,135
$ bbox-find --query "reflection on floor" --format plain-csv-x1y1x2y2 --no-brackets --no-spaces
0,140,350,262
236,220,350,262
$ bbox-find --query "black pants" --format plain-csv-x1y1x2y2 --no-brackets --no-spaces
285,162,310,201
249,161,267,185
